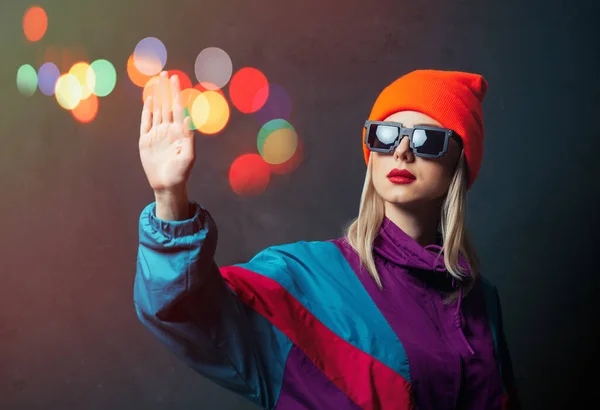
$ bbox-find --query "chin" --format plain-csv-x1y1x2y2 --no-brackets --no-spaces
381,188,423,206
385,195,424,207
382,184,442,208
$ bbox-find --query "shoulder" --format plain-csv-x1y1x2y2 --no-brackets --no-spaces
477,274,501,306
478,274,498,295
475,274,505,339
231,239,352,283
248,239,345,268
220,238,357,305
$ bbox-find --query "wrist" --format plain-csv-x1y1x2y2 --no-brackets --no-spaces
154,185,187,201
154,186,190,221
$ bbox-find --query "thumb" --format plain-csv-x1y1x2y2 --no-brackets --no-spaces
182,117,195,155
183,116,194,139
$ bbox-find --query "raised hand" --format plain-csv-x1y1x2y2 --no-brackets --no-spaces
139,71,195,194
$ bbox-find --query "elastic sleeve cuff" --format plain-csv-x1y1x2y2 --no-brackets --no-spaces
146,200,207,238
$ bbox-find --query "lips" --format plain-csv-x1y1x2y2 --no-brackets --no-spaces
387,168,416,179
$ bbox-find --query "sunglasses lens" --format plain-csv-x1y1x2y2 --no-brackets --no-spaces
412,129,447,156
367,124,400,150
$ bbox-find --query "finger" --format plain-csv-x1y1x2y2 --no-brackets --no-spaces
171,75,185,124
153,77,161,126
141,96,152,135
182,117,195,154
183,116,193,138
160,72,171,124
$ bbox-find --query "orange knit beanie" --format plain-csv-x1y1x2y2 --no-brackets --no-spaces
362,69,488,190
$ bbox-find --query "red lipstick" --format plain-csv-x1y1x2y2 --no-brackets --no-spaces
387,168,416,184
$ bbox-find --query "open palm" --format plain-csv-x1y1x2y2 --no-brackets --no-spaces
139,71,195,193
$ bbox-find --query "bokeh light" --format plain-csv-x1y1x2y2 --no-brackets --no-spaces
229,67,269,114
23,6,47,42
254,84,292,124
134,37,167,76
194,47,232,90
127,54,152,87
72,94,99,123
180,88,201,130
88,59,116,97
69,62,95,99
190,93,210,130
60,46,88,73
17,64,38,97
168,70,192,90
38,62,60,96
229,154,271,196
180,88,201,110
142,76,159,103
194,82,225,97
194,91,230,135
55,74,82,110
257,119,298,165
270,137,304,175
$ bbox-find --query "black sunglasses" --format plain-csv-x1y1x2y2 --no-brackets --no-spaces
364,120,462,159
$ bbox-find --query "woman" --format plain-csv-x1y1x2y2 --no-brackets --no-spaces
133,69,520,409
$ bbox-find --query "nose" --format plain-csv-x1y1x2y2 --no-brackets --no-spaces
393,133,414,161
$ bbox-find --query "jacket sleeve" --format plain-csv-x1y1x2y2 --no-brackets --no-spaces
493,287,522,410
133,201,290,409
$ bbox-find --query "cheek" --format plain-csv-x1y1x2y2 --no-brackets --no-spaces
419,162,453,193
371,153,384,170
371,154,391,186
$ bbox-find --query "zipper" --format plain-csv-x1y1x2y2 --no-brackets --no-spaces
428,291,463,409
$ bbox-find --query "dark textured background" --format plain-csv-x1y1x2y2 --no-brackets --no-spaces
1,0,599,409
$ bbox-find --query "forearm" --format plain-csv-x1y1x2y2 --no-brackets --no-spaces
133,203,275,406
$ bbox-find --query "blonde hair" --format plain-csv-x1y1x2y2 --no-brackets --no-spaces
345,151,480,296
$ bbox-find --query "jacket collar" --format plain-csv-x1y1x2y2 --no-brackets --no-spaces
373,216,472,278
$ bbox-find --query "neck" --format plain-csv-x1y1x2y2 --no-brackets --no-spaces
384,199,443,247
